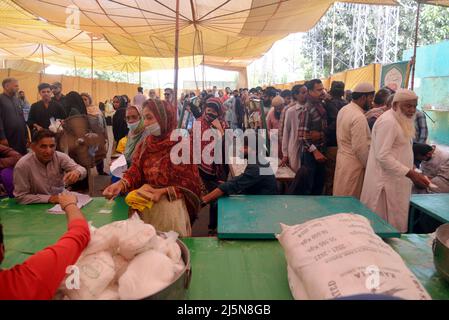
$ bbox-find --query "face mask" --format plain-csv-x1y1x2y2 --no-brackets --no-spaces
145,123,161,136
206,113,218,122
127,121,140,131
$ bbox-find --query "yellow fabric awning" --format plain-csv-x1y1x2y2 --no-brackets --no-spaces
0,0,397,71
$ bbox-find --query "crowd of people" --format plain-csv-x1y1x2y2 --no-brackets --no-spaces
1,74,449,299
1,76,448,234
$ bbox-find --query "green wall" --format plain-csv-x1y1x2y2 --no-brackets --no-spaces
403,41,449,145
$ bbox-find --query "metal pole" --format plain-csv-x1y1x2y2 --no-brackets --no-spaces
331,5,336,75
41,44,45,74
138,56,142,87
91,35,94,94
411,1,421,90
174,0,180,106
126,64,130,83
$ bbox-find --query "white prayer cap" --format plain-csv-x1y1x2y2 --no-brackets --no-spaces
353,82,375,93
272,95,285,107
392,89,418,103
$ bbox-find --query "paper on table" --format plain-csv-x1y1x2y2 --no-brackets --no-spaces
48,192,93,214
110,154,128,178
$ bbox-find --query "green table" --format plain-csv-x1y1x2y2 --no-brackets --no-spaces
0,197,128,267
184,238,292,300
409,194,449,233
2,197,449,299
218,195,400,240
186,236,449,300
386,234,449,300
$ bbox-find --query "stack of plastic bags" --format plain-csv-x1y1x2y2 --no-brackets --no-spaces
277,213,431,300
55,214,185,300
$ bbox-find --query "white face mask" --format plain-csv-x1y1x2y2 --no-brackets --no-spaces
127,121,140,131
145,122,161,136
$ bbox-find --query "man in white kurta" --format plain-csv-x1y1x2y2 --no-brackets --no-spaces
281,85,308,172
334,83,374,199
360,89,429,232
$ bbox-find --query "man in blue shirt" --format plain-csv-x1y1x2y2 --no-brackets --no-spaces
202,136,277,205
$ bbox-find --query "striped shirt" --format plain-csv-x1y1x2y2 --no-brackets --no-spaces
414,110,428,143
297,97,328,154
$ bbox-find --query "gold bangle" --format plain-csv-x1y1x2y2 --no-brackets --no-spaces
62,202,77,211
119,179,128,193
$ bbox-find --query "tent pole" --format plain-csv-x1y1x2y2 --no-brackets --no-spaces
91,35,94,94
174,0,180,106
331,5,336,75
126,64,130,83
139,56,142,87
41,44,45,74
74,56,78,77
411,1,421,90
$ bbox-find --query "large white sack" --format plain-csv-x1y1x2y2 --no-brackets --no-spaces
118,214,157,260
112,254,129,283
150,232,182,265
97,284,120,300
82,220,129,256
118,250,176,300
277,213,431,300
63,251,116,300
286,265,309,300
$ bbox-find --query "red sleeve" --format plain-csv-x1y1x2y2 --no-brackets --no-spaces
0,219,90,300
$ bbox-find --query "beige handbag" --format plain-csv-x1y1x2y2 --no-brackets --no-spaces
132,195,192,237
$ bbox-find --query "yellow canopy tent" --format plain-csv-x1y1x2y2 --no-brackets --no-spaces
3,0,396,67
1,0,401,90
0,0,200,72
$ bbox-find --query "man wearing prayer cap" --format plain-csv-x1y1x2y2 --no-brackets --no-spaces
266,95,284,130
361,89,429,232
333,83,374,199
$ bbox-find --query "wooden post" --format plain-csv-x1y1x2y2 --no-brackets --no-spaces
411,1,421,90
174,0,180,106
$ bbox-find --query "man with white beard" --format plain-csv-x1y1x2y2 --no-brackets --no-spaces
360,89,429,232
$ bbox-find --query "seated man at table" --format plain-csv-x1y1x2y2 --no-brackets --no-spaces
202,136,277,205
413,143,449,193
13,129,87,204
0,193,90,300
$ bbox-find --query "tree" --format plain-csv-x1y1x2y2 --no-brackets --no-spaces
65,68,138,83
301,0,449,79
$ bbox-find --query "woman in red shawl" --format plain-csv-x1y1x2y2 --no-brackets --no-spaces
194,97,229,234
103,99,201,236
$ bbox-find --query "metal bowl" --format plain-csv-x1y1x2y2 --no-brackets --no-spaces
433,224,449,283
142,236,192,300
